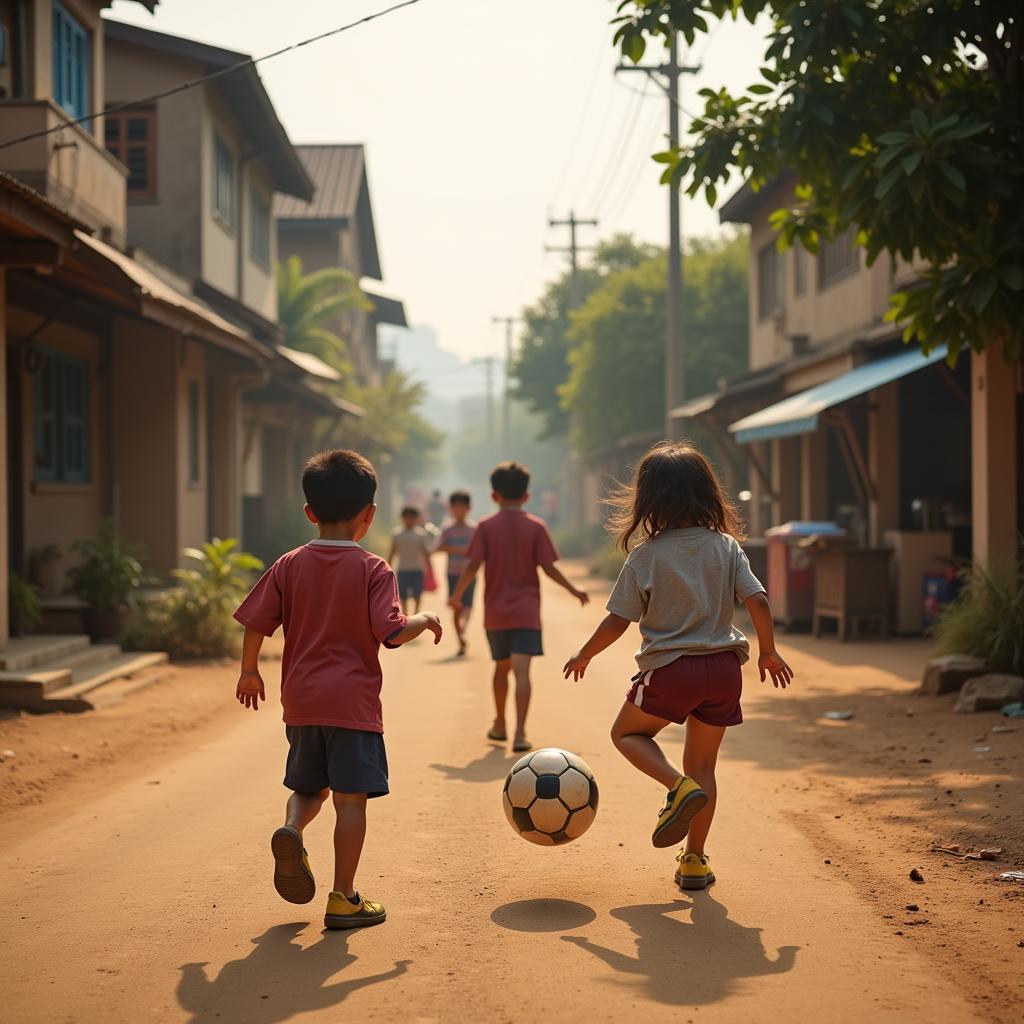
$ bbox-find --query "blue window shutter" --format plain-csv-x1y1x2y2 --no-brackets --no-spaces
52,3,88,120
33,354,58,482
61,359,89,482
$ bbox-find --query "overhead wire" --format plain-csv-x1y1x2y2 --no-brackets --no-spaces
0,0,427,151
585,76,650,216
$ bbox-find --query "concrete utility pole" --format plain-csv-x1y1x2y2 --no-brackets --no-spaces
474,355,498,455
617,35,700,436
547,211,598,309
492,316,519,456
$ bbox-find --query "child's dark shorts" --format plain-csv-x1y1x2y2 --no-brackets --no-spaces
284,725,389,797
625,651,743,726
396,569,424,600
486,628,543,661
448,573,476,607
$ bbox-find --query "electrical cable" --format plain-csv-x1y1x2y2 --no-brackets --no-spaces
0,0,426,151
586,76,649,215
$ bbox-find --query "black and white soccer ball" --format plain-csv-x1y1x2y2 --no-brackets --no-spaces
502,747,599,846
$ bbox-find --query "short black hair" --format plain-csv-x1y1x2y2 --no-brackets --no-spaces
490,461,530,500
302,449,377,523
449,490,471,507
400,505,420,518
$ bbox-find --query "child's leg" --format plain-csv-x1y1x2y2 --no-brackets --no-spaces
332,792,368,898
285,787,329,832
682,718,726,855
610,703,676,788
492,658,511,733
510,653,532,742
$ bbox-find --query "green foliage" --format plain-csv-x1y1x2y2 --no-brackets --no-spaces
591,540,626,581
511,235,660,438
613,1,1023,361
66,521,147,610
552,523,608,559
277,255,370,373
9,572,42,634
933,559,1024,676
561,233,748,455
124,539,264,660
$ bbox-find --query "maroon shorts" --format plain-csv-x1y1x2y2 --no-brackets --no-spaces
625,651,743,727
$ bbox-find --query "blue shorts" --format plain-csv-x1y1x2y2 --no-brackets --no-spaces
486,628,543,661
448,573,476,608
284,725,389,797
396,569,424,600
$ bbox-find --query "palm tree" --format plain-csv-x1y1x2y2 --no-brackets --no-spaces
276,255,372,373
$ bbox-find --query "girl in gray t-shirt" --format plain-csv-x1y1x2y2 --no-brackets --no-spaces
563,441,793,890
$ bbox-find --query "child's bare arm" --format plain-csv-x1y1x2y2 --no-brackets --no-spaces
744,592,794,688
387,612,443,646
563,612,630,680
236,627,266,710
387,542,397,566
541,561,589,607
449,561,481,609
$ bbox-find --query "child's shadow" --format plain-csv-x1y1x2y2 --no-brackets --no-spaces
563,895,798,1006
430,746,518,783
177,922,410,1024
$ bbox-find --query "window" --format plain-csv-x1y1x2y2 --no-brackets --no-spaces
249,186,270,267
52,2,89,121
186,380,201,484
33,349,90,483
104,107,156,196
793,245,807,296
818,227,859,289
212,132,236,228
757,241,783,320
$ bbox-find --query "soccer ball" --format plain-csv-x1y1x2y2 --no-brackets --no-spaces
502,748,599,846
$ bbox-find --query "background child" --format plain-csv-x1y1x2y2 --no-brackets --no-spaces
563,441,792,891
388,506,433,614
451,461,588,752
438,490,477,656
234,449,442,929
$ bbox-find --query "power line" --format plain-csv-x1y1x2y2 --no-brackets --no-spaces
0,0,426,151
602,106,664,227
584,80,648,214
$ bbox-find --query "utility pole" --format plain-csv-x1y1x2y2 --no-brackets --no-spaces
617,35,700,436
474,355,497,455
492,316,519,456
547,210,598,309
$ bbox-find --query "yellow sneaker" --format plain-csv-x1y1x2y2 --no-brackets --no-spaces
652,775,708,848
675,852,716,890
271,825,316,905
324,891,387,930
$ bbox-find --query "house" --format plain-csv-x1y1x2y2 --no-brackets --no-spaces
674,176,1021,629
275,144,408,386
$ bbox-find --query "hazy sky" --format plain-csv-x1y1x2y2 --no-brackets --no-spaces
108,0,768,360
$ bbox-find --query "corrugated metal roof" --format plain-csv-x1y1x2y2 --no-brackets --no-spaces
277,345,342,381
275,145,365,221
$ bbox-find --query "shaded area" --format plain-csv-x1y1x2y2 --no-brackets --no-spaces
430,746,519,783
491,899,597,933
563,896,797,1006
177,923,409,1024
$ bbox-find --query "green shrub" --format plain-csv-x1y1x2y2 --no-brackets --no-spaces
591,540,625,581
553,523,607,559
67,520,146,610
124,538,263,659
933,558,1024,675
9,572,42,635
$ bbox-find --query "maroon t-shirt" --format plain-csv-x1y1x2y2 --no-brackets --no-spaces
466,510,558,631
233,540,407,732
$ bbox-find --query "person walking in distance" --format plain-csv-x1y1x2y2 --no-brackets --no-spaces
438,490,477,656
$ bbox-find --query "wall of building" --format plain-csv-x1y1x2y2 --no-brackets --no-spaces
176,340,207,561
0,271,8,647
241,162,277,321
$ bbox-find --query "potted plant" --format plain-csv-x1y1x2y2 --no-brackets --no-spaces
66,521,147,641
28,543,61,598
9,572,42,637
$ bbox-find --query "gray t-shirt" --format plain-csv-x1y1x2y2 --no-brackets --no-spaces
606,527,765,670
391,526,431,571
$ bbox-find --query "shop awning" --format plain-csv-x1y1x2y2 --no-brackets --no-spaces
728,344,948,444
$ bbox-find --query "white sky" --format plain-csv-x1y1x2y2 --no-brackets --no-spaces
109,0,768,360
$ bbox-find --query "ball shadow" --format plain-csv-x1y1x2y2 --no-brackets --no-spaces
490,899,597,933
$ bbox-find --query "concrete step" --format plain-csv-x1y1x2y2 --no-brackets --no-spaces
60,643,123,683
74,666,172,711
0,635,91,673
41,652,169,712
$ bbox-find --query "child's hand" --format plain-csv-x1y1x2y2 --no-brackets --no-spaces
562,651,591,681
448,596,462,614
758,650,794,689
422,612,443,645
573,588,590,607
236,670,265,710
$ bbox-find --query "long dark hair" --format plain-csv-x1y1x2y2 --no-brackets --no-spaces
607,441,745,552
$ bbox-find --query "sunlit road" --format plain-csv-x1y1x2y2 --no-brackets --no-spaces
2,571,982,1024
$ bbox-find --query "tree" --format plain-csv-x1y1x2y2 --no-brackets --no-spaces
511,235,660,437
612,1,1023,360
276,255,370,372
561,233,748,454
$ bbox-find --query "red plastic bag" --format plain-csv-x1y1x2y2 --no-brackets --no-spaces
423,557,438,593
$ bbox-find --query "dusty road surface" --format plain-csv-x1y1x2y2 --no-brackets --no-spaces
3,568,1020,1024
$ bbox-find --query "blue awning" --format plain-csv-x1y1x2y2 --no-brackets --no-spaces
728,345,948,444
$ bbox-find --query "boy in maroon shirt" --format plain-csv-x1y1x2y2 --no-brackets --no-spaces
450,461,587,752
234,449,441,930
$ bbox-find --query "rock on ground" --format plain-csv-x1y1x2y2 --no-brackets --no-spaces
954,673,1024,713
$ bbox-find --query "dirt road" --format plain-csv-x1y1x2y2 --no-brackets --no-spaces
2,571,1017,1024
